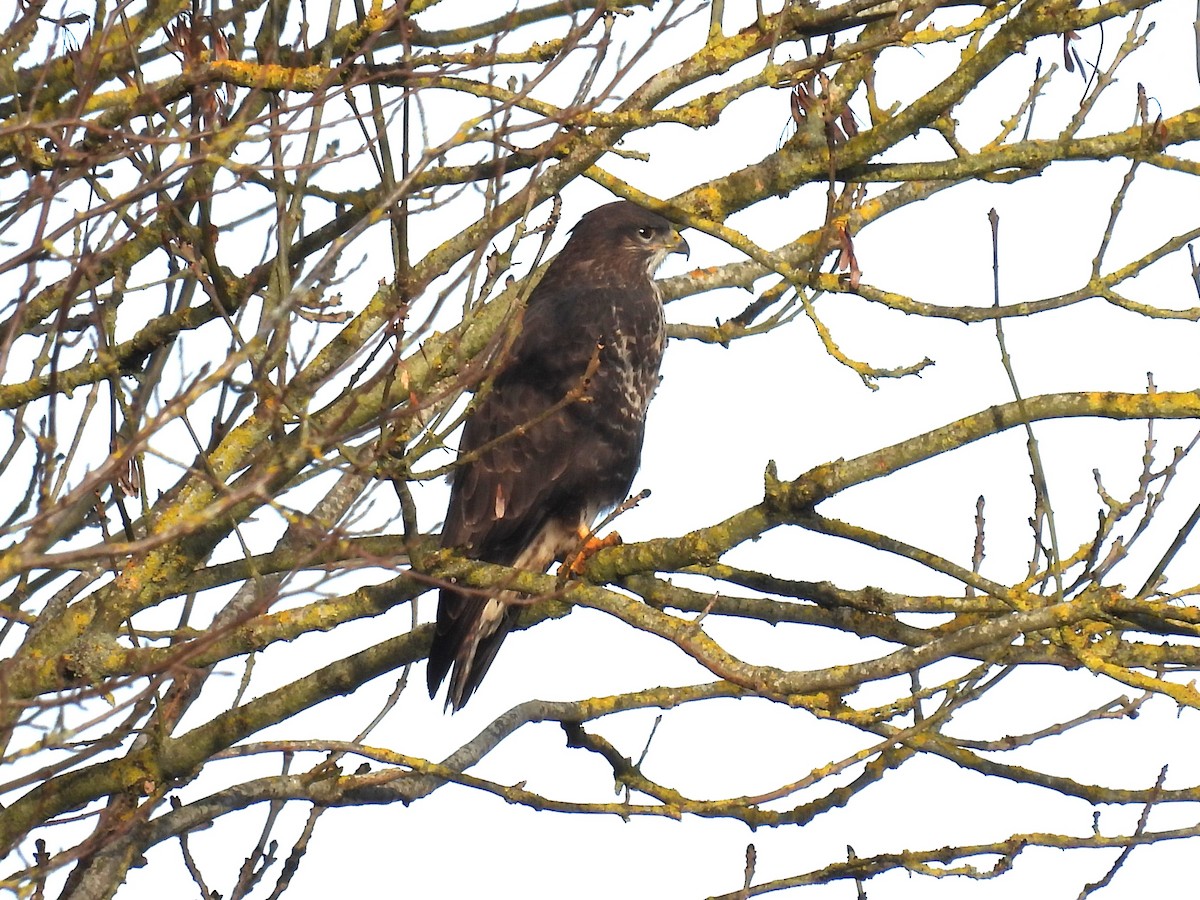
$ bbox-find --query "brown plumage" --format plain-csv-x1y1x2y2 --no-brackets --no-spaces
428,201,690,710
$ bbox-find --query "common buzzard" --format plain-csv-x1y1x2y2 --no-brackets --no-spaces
428,201,690,710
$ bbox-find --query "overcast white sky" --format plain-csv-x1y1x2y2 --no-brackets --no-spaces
8,0,1200,896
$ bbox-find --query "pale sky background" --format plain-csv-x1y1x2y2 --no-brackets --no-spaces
7,0,1200,897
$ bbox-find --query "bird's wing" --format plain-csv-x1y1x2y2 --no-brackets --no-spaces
442,377,583,558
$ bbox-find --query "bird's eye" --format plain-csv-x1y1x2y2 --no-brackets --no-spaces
636,227,654,241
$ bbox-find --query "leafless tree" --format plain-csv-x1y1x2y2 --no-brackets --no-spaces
3,0,1200,896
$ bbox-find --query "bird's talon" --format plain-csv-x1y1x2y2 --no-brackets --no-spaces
568,531,623,575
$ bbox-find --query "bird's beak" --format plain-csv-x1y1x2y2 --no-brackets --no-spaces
668,230,690,259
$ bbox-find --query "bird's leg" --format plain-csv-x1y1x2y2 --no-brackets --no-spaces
567,524,622,575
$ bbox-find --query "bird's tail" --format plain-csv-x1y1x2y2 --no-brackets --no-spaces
427,589,517,711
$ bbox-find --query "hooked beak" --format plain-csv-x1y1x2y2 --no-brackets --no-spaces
667,229,690,259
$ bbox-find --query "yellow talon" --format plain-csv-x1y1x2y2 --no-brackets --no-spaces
568,530,623,574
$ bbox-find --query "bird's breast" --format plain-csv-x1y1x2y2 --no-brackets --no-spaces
600,296,665,418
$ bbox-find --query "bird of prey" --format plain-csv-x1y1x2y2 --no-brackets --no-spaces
428,201,690,710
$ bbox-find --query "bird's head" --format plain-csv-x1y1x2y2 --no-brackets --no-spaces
568,201,690,278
